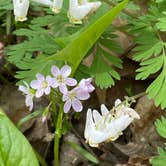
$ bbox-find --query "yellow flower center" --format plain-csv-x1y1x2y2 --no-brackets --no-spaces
57,75,65,83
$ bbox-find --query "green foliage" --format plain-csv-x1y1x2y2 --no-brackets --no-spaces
156,12,166,31
151,116,166,166
155,116,166,139
8,0,128,88
128,0,166,109
0,110,39,166
151,148,166,166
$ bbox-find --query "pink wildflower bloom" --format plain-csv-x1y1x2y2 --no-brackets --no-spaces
62,87,90,113
30,73,57,98
51,65,77,94
78,78,95,93
19,81,35,111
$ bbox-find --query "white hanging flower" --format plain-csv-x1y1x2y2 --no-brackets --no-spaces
51,0,64,13
13,0,29,22
68,0,101,24
32,0,52,6
84,100,140,147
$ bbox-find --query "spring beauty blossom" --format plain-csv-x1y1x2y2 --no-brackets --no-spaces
19,81,35,111
84,100,140,147
62,78,95,113
30,73,57,98
19,65,94,112
51,65,77,94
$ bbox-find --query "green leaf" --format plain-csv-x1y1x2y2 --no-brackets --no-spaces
14,0,128,84
151,148,166,166
0,110,39,166
48,0,128,74
90,48,121,89
66,141,99,164
17,109,43,129
155,116,166,139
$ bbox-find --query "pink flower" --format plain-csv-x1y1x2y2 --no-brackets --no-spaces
62,87,90,113
30,73,57,98
19,81,35,111
51,65,77,94
78,78,95,93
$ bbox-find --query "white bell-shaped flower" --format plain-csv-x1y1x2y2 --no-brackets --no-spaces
51,0,63,13
32,0,52,6
68,0,101,24
84,100,140,147
13,0,29,22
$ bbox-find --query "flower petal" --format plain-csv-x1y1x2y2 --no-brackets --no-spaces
66,78,77,86
72,99,83,112
76,89,90,100
51,65,60,77
62,94,69,102
30,80,40,89
25,95,33,111
19,85,28,94
35,89,44,98
101,104,109,115
46,76,58,88
36,73,45,82
92,110,102,124
59,84,68,94
44,87,51,95
60,65,71,77
64,100,72,113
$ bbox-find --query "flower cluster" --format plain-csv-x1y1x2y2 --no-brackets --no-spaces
12,0,101,24
19,65,95,113
84,99,140,147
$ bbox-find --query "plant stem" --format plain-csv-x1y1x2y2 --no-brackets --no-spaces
6,10,11,35
54,103,64,166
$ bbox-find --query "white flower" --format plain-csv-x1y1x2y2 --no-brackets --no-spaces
68,0,101,24
51,0,63,13
84,101,140,147
13,0,29,22
19,81,35,111
32,0,52,6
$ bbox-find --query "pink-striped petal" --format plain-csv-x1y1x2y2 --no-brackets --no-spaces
59,84,68,94
36,73,45,81
76,89,90,100
19,85,28,94
51,65,60,77
36,89,44,98
30,80,40,89
62,94,69,102
44,87,51,95
72,99,83,112
64,100,72,113
61,65,71,77
66,78,77,86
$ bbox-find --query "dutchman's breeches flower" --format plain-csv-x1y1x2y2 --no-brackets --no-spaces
13,0,29,22
84,100,140,147
51,0,64,13
68,0,101,24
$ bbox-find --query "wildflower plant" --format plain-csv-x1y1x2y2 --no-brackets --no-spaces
1,0,166,165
